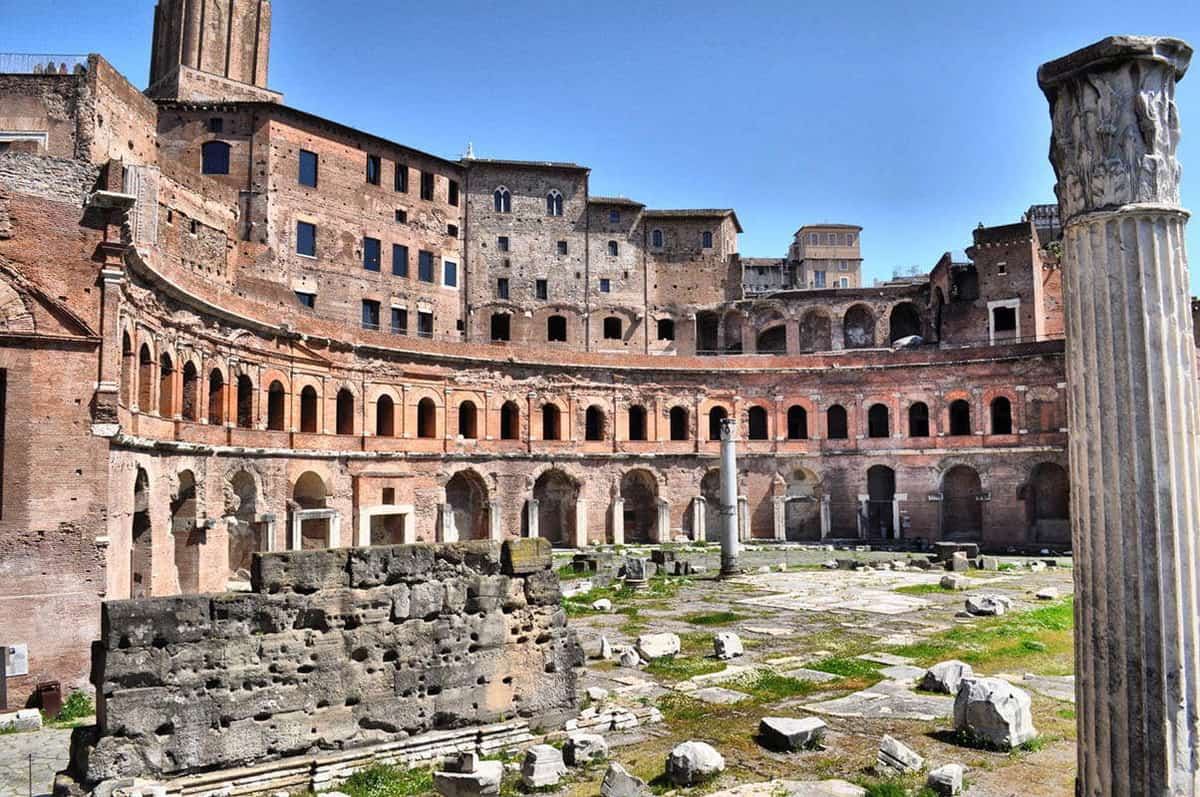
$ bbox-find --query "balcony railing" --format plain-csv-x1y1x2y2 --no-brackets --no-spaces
0,53,88,75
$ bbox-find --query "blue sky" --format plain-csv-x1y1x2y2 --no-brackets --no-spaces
6,0,1200,287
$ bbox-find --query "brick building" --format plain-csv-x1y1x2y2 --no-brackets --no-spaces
0,0,1123,704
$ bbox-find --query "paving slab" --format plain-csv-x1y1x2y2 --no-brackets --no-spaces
879,664,927,681
856,652,915,666
691,686,751,704
0,726,72,797
780,668,840,683
733,570,943,615
997,672,1076,703
743,625,794,637
803,680,954,721
707,779,866,797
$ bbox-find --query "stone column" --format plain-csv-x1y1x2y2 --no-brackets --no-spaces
656,500,670,543
1040,35,1200,796
772,497,787,541
526,499,540,539
692,497,707,542
440,503,458,543
819,496,831,540
573,498,588,548
488,501,502,541
718,417,740,576
737,496,750,542
611,498,624,546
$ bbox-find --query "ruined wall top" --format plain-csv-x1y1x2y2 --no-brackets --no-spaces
1038,36,1192,222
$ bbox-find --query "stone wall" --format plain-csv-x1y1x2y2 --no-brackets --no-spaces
70,539,581,785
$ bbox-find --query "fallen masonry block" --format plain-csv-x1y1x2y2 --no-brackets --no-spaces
563,732,609,765
666,741,726,786
521,744,567,788
954,677,1037,750
600,762,649,797
876,735,924,775
926,763,965,796
758,716,827,751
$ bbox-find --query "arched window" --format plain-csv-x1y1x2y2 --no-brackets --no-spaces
376,394,395,437
138,344,154,410
201,141,230,175
603,316,622,340
207,369,225,425
702,230,713,248
493,186,511,213
500,400,520,440
417,397,437,438
827,404,848,439
669,406,688,440
949,399,972,436
458,400,478,439
542,403,561,440
787,405,808,440
657,318,675,341
991,396,1013,435
585,405,605,441
908,402,930,437
628,404,647,441
267,380,286,431
181,361,199,421
651,229,664,248
747,406,768,440
867,403,890,438
336,388,354,435
708,406,728,441
490,312,511,342
547,315,567,342
236,374,254,428
158,352,174,417
546,189,563,217
121,332,135,406
300,385,318,433
607,240,619,257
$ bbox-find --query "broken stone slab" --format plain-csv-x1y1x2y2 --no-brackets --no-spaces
953,677,1037,750
599,636,613,660
600,762,649,797
945,553,970,572
979,556,1002,571
564,732,609,766
781,668,840,683
714,631,744,660
1035,587,1059,600
704,781,865,797
921,660,975,695
926,763,965,796
592,598,613,612
691,686,750,704
940,574,970,590
624,557,653,581
744,625,793,637
856,652,913,667
667,741,726,786
618,647,644,668
876,735,924,775
1028,560,1047,572
635,632,681,660
433,761,503,797
758,716,827,751
880,664,926,681
0,708,42,732
521,744,567,788
587,686,610,702
996,672,1075,703
964,595,1012,616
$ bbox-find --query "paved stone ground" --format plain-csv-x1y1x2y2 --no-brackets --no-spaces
0,726,72,797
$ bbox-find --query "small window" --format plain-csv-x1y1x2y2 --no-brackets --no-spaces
839,277,849,288
657,318,675,341
362,299,381,330
603,316,622,340
366,155,381,185
443,260,458,288
535,279,548,300
201,141,230,175
547,190,563,216
547,315,567,341
392,244,409,277
417,311,433,338
448,179,459,206
166,209,173,224
420,171,434,201
363,237,381,271
599,278,611,293
702,230,713,249
826,232,836,244
395,209,407,223
295,291,316,309
190,219,198,235
997,261,1008,275
846,232,855,246
394,164,408,192
609,210,620,223
298,149,318,187
813,271,826,288
809,232,819,245
447,224,458,238
493,187,511,213
418,250,434,283
383,487,396,503
557,240,568,255
497,278,509,299
651,229,664,248
498,236,510,252
607,240,618,257
827,405,848,439
391,307,407,335
296,221,316,257
994,306,1017,332
208,117,224,133
491,313,511,341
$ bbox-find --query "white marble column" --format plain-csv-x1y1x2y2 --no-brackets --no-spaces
573,498,588,548
655,500,670,543
1040,35,1200,797
439,502,458,543
772,497,787,541
692,497,706,542
610,497,624,546
526,499,540,539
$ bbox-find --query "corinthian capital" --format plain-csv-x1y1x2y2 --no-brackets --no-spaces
1038,35,1192,222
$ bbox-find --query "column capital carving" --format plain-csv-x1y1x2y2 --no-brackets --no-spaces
1039,36,1192,222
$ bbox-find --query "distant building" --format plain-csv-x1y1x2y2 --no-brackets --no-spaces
789,224,863,290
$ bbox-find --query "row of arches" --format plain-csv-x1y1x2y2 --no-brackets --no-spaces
696,300,925,355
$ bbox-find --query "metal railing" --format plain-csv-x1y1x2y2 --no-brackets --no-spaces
0,53,88,75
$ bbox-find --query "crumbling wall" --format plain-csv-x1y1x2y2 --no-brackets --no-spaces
70,539,580,785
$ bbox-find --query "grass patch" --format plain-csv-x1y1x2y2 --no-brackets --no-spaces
725,669,821,702
809,656,883,679
894,582,958,595
678,610,744,626
557,562,589,581
644,655,726,680
332,764,433,797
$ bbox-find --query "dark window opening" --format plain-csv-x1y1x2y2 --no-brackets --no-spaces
366,155,381,185
236,374,253,429
603,316,622,340
390,307,407,335
607,240,618,256
443,260,458,287
447,224,458,238
585,406,604,441
207,369,225,425
448,179,459,206
599,278,611,293
908,402,930,437
208,118,224,133
299,386,318,433
994,306,1017,333
628,405,647,441
395,209,407,223
296,221,316,256
458,401,478,438
363,237,381,271
991,396,1013,434
557,240,568,255
868,403,890,438
669,406,688,440
535,279,548,300
500,401,520,440
951,265,979,301
417,310,433,338
417,398,436,438
298,149,318,187
418,250,434,282
392,244,409,276
827,404,848,440
949,399,972,436
542,404,561,440
702,230,713,248
361,299,381,331
547,315,567,342
394,164,408,192
497,278,509,299
267,381,286,431
420,171,434,201
787,405,808,439
497,236,510,252
657,319,675,341
708,406,728,441
201,141,230,175
376,394,395,436
491,313,511,341
493,187,511,213
747,406,768,440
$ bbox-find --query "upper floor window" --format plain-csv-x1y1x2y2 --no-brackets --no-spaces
298,149,318,187
448,179,459,206
838,260,849,271
547,190,563,217
609,210,620,223
208,118,224,133
447,224,458,238
813,271,826,288
839,277,849,288
599,278,611,293
607,240,619,257
363,237,381,271
557,240,568,255
362,299,381,330
603,316,622,339
535,279,548,300
443,260,458,288
702,231,713,249
498,236,510,252
295,291,316,309
201,141,230,175
651,229,664,248
846,232,856,246
827,232,837,244
392,244,409,277
417,311,433,338
418,250,434,283
497,278,509,299
809,232,819,245
395,209,407,223
366,155,381,185
394,164,408,192
494,186,512,213
657,318,675,341
296,221,317,257
391,307,407,335
420,171,434,201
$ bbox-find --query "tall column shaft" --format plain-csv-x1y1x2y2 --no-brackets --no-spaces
719,418,740,576
1040,35,1200,796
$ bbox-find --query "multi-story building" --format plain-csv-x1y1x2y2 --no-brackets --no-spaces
0,0,1122,703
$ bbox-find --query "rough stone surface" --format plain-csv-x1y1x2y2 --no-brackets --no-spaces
520,744,567,788
667,741,726,786
926,763,964,796
876,735,923,775
600,762,649,797
758,716,827,751
635,633,681,660
1035,587,1059,600
940,575,969,591
964,594,1012,616
434,761,503,797
563,733,609,766
713,631,744,660
953,677,1037,750
920,660,975,695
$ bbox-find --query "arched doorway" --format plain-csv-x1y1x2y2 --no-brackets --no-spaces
417,397,437,438
208,369,225,425
585,405,605,441
866,465,895,538
669,406,688,440
942,465,983,539
227,470,262,579
237,374,254,428
843,304,876,348
300,386,318,433
293,471,330,549
171,470,200,593
888,302,922,343
747,406,769,439
533,470,578,547
267,381,286,431
785,468,822,541
181,361,199,421
458,400,479,439
446,471,489,540
130,467,152,598
376,394,395,437
1024,463,1069,544
158,353,174,417
756,325,787,355
336,389,355,435
620,469,658,543
138,344,154,410
500,400,520,440
708,406,728,441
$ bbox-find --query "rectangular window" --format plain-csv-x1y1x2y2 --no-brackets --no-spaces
827,232,836,244
497,278,509,299
813,270,826,288
298,149,318,187
609,210,620,223
997,260,1008,275
394,164,408,192
363,237,381,271
599,278,611,293
535,279,548,300
498,236,510,252
394,209,407,223
839,277,849,288
295,291,316,309
367,155,381,185
702,231,713,249
417,311,433,338
296,221,316,257
448,179,459,206
392,244,409,277
443,260,458,288
418,250,434,283
362,299,381,330
846,232,856,246
809,232,818,245
391,307,407,335
208,117,224,133
420,171,434,201
447,224,458,238
557,240,568,255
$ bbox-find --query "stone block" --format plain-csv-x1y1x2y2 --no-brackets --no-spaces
252,549,350,594
0,708,42,732
920,660,974,695
465,575,510,613
946,553,969,572
636,632,681,660
1036,587,1059,600
210,592,303,635
624,557,652,580
651,549,676,565
439,541,504,575
502,538,551,575
102,596,211,650
666,741,725,786
600,762,648,797
876,735,923,775
524,568,561,606
564,732,609,765
964,595,1012,616
940,575,969,591
713,631,744,660
347,545,435,587
979,556,1001,571
434,761,503,797
926,763,964,796
953,677,1037,750
520,744,567,788
758,716,827,751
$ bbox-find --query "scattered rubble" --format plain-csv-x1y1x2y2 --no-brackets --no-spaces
926,763,965,796
758,716,827,751
600,762,649,797
921,660,975,695
876,735,924,775
563,732,609,766
714,631,744,659
667,741,726,786
965,594,1013,616
954,677,1038,750
521,744,567,788
636,632,681,660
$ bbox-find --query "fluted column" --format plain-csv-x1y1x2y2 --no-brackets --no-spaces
1039,35,1200,796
